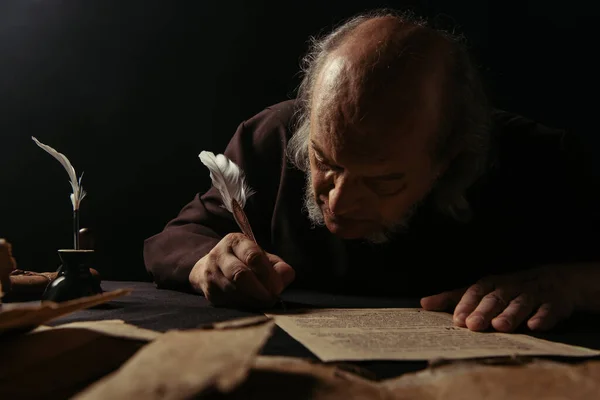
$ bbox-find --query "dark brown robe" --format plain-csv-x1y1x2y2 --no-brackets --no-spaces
143,100,599,297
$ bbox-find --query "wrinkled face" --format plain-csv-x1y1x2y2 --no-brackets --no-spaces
306,56,444,242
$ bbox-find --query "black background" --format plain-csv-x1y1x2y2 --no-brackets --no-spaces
0,0,598,281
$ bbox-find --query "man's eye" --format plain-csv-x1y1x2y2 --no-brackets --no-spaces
314,157,330,171
368,182,408,197
314,156,342,172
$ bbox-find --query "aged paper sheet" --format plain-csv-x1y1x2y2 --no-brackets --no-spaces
1,320,153,399
266,308,600,362
381,359,600,400
74,317,275,400
0,289,131,334
34,319,162,341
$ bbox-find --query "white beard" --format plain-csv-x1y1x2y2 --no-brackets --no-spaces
302,171,418,244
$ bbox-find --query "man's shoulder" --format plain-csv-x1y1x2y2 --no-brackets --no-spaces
486,109,594,189
243,99,299,137
491,109,570,148
229,99,300,166
263,99,298,120
490,109,574,166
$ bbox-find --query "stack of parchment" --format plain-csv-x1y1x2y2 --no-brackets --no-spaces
2,293,600,400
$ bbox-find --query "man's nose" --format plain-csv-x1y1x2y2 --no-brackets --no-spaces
327,175,365,216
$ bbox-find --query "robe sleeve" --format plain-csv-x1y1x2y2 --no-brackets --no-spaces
143,103,293,291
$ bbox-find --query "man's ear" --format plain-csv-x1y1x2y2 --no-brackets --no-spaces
432,154,454,180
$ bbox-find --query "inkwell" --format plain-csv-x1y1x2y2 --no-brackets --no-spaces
32,137,102,302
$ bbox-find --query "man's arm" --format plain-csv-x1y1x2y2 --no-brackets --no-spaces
423,112,600,331
142,191,225,292
143,103,294,292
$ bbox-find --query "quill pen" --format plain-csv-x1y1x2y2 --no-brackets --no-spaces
199,151,285,309
32,137,86,249
198,151,256,241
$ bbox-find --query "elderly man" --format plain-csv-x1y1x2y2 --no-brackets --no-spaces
144,12,600,332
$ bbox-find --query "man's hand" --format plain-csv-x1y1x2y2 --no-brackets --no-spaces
189,233,295,308
420,266,578,332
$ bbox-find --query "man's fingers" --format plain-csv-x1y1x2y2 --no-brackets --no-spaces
202,262,274,309
271,262,295,291
266,253,295,291
465,287,519,331
527,303,570,331
453,279,495,327
219,253,274,303
491,293,536,332
203,265,241,305
229,235,281,294
420,287,465,311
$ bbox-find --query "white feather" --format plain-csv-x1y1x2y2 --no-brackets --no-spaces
198,151,254,213
32,137,87,210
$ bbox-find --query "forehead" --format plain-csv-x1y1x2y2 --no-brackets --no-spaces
309,57,440,171
310,116,430,175
313,50,441,127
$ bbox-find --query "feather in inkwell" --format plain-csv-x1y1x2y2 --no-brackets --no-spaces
32,137,86,249
199,151,286,309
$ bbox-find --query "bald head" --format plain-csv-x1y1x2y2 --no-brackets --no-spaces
311,17,456,152
310,16,455,165
333,15,451,82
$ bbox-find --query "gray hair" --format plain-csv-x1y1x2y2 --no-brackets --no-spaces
286,9,492,222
